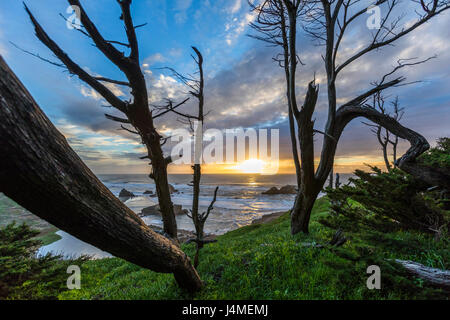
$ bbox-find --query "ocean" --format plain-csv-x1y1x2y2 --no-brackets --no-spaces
39,173,352,258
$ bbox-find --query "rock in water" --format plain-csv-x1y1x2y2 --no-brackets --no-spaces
143,190,153,195
278,185,297,194
119,188,135,200
262,186,280,195
140,204,188,216
168,184,178,193
141,204,160,216
262,185,297,195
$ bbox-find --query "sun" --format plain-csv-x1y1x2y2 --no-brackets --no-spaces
233,159,266,174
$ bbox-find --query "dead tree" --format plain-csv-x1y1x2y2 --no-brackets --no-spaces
328,167,334,188
156,47,219,268
335,173,340,188
22,0,181,241
186,187,219,268
248,0,302,188
395,260,450,290
250,0,450,234
389,97,403,167
363,94,404,171
0,56,202,292
363,92,404,171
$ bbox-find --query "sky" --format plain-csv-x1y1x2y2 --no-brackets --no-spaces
0,0,449,174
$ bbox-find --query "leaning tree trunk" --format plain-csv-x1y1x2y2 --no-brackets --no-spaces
0,56,202,292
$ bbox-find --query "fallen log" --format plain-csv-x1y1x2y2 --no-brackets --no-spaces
0,56,202,292
395,259,450,290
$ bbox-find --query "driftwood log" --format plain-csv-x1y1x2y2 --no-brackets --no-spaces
0,56,202,292
396,260,450,290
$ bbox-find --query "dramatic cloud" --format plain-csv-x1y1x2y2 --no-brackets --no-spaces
3,0,448,173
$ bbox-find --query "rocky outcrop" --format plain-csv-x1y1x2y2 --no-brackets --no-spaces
169,184,178,193
141,204,188,216
262,185,297,195
119,188,135,200
262,187,279,195
279,185,296,194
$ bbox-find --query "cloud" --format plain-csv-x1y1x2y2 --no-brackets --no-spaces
49,3,450,173
56,119,147,173
224,12,256,46
143,53,166,67
229,0,242,14
173,0,193,24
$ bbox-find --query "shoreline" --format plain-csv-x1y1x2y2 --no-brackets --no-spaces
150,209,290,244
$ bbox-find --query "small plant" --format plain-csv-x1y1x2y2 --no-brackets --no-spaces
0,222,87,300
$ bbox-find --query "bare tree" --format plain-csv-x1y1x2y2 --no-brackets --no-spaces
389,97,403,167
250,0,449,234
157,47,219,268
0,56,202,292
248,0,302,188
23,0,184,241
363,94,404,171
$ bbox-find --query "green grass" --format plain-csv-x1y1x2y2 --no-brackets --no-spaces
35,226,62,246
59,197,448,300
0,193,61,246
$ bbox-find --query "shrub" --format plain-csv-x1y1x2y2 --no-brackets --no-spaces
419,137,450,168
322,166,446,234
0,222,86,300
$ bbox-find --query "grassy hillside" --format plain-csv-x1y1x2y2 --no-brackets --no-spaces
60,198,449,300
0,193,60,246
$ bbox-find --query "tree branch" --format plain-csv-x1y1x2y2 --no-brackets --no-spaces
335,105,430,169
335,1,450,75
67,0,129,69
24,3,127,113
94,76,131,87
117,0,139,61
201,186,219,222
104,113,130,123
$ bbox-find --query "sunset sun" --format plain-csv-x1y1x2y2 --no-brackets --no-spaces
233,159,266,174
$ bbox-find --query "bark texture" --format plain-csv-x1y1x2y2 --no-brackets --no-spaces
0,56,202,292
395,260,450,290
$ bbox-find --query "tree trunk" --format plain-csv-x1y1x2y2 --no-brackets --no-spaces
291,187,321,234
0,56,202,292
151,154,178,240
381,142,391,171
192,163,203,244
290,82,319,234
328,167,334,189
401,162,450,189
24,2,179,242
395,260,450,290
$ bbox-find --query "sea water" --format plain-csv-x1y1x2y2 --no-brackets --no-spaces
39,173,351,258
